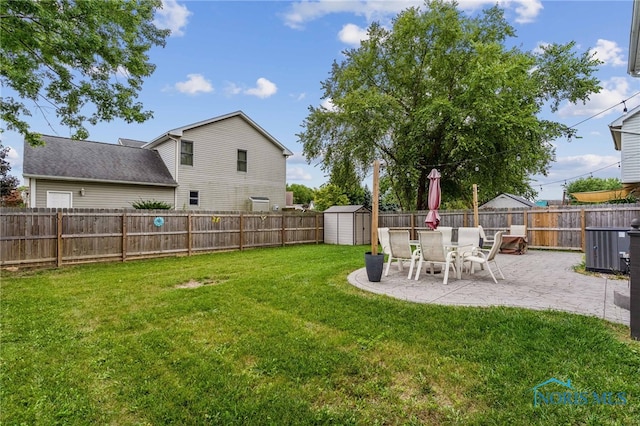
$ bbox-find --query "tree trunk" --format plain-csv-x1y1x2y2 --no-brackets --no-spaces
416,168,428,210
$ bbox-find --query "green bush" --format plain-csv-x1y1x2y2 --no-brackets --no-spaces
131,199,172,209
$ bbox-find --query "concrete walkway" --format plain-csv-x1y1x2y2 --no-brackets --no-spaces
348,250,630,326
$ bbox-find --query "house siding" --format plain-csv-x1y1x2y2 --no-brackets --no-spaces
155,140,178,180
622,114,640,184
176,115,287,211
32,179,174,209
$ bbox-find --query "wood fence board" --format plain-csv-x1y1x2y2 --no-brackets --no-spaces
2,205,639,267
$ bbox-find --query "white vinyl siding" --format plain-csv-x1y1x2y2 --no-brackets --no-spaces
33,179,175,209
176,115,287,211
155,140,178,180
621,115,640,184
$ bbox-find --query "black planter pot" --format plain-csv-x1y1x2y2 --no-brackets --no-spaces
364,252,385,282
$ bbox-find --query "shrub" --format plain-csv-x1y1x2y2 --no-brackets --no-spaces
131,199,172,209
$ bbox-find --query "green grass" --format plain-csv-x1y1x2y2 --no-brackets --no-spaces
2,244,639,425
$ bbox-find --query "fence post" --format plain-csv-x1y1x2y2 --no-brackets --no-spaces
187,213,192,256
122,211,127,262
281,213,286,246
56,211,63,267
629,218,640,340
239,213,244,250
581,209,586,252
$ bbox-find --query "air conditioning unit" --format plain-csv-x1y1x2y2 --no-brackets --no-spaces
585,227,631,273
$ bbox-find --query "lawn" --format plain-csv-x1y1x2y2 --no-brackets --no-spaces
1,244,639,425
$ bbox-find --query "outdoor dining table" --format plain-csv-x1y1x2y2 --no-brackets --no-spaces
444,243,475,279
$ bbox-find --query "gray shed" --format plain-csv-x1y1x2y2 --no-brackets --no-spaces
323,205,371,245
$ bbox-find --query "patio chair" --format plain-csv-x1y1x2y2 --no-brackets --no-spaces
462,231,505,283
378,227,391,256
457,227,482,257
413,230,457,284
386,229,420,278
509,225,527,237
437,226,453,247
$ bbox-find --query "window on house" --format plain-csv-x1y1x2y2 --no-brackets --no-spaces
237,149,247,172
189,191,199,206
181,141,193,166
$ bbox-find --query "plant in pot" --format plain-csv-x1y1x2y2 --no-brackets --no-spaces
365,160,385,282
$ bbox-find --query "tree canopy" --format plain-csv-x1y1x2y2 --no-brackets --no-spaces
298,0,601,210
1,144,19,197
1,0,170,146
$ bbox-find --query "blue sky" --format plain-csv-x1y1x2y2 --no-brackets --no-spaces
3,0,639,201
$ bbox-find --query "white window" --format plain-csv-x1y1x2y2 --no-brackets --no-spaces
46,191,72,208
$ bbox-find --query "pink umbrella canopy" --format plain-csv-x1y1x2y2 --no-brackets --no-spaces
424,168,441,230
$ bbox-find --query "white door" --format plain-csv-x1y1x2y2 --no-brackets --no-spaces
46,191,72,208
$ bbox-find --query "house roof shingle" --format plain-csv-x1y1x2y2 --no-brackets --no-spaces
23,135,178,187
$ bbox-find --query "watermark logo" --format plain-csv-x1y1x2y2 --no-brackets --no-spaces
531,378,627,407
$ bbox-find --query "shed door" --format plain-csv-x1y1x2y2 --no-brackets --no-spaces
47,191,72,208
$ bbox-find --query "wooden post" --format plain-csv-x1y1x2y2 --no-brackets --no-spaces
56,211,63,267
281,213,286,246
187,213,193,256
122,211,127,262
473,184,479,227
371,160,380,255
239,213,244,250
581,209,586,252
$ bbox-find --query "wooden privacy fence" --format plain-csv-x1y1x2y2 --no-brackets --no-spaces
3,205,640,267
0,209,324,267
378,205,640,251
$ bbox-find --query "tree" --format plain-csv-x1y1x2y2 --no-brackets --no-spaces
1,0,170,146
313,184,350,211
298,0,601,211
286,183,316,205
565,177,625,203
0,144,19,198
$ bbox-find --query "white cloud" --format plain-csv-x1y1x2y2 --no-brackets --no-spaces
244,78,278,98
224,82,242,96
589,39,625,67
320,98,336,111
287,166,313,181
174,74,214,95
557,77,630,118
338,23,369,46
506,0,543,24
283,0,543,29
155,0,191,37
290,92,307,101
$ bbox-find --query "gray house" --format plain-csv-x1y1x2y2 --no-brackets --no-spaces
23,111,293,210
479,193,535,209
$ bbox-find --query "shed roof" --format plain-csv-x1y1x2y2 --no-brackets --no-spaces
480,193,535,209
23,135,178,187
323,205,370,213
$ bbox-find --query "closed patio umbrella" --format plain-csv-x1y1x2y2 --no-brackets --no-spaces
424,168,441,230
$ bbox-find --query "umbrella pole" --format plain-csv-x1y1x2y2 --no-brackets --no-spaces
371,160,380,255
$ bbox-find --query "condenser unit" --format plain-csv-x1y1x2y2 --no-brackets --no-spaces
585,227,631,274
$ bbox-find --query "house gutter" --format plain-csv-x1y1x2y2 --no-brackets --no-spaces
22,174,178,187
629,0,640,76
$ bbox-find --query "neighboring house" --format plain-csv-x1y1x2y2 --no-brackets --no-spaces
23,111,293,210
479,193,535,209
608,105,640,194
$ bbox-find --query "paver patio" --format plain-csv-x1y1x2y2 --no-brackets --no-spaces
348,250,630,326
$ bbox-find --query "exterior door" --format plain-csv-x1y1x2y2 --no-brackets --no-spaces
46,191,72,208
